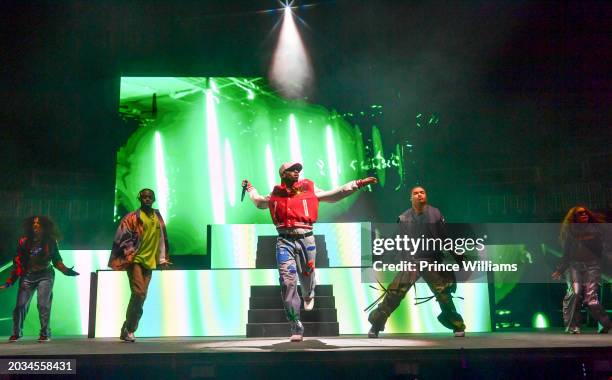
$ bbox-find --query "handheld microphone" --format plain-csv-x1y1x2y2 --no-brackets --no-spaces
241,181,248,202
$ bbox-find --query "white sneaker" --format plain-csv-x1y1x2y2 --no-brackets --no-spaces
303,297,314,311
289,320,304,342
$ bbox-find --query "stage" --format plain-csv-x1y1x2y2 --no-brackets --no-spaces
2,332,611,379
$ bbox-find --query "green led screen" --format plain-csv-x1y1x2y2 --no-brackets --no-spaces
95,268,490,337
210,222,368,268
117,77,376,254
0,249,491,337
0,250,109,337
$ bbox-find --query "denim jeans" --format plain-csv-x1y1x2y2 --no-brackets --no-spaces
13,266,55,337
276,234,316,323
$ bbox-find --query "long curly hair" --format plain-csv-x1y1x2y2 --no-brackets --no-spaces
559,205,604,245
22,215,62,242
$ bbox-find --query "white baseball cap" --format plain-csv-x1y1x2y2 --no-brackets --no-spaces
278,162,303,177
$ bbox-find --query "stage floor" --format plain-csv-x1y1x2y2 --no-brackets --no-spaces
2,331,611,355
2,332,610,379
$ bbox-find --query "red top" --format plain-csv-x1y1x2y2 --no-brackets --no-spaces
269,179,320,229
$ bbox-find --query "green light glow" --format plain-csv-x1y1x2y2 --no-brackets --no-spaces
0,250,110,336
395,144,404,190
117,77,383,254
372,126,385,187
0,261,12,272
113,186,118,222
224,139,236,207
326,125,339,188
289,114,304,175
533,312,549,328
209,78,219,93
265,144,276,192
353,125,365,172
154,132,169,220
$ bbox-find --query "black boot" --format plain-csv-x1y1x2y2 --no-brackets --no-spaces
368,309,388,338
437,301,466,334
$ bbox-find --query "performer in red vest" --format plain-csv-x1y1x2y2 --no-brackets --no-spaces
243,162,377,342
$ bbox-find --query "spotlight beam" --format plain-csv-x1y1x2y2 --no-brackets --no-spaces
269,3,314,99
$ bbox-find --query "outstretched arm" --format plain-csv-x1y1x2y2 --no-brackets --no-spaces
316,177,377,203
243,180,270,209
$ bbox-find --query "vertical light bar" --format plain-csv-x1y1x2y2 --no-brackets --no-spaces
289,114,304,175
395,143,405,190
224,139,236,207
154,131,169,220
209,78,219,93
372,126,385,188
206,88,225,223
265,144,276,192
325,125,339,188
113,186,118,222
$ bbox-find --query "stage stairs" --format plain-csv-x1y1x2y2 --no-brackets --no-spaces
246,284,339,337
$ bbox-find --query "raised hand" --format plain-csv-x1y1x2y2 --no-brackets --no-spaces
357,177,378,188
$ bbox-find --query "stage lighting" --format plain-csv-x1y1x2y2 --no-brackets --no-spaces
269,4,314,99
532,312,550,329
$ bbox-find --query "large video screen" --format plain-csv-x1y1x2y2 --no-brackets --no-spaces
116,77,392,254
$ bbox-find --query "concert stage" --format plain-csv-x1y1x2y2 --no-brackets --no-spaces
2,332,611,379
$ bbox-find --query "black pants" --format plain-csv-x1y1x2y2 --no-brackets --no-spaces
369,266,465,332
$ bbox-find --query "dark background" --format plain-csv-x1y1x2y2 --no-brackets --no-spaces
1,0,610,251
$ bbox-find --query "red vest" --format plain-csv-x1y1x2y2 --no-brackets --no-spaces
269,179,319,229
